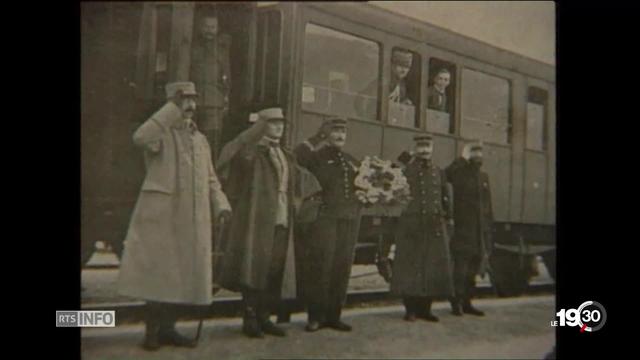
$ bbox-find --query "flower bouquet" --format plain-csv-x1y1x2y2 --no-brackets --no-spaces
354,156,411,209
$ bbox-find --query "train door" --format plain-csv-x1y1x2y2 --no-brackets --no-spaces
522,81,551,224
81,2,145,264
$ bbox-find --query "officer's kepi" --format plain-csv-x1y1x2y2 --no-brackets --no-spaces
257,107,287,123
324,117,348,130
414,134,433,145
469,142,483,151
165,81,198,99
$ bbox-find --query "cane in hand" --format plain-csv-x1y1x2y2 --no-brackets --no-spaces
194,211,229,344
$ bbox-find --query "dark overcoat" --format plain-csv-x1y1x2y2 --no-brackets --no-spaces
218,142,298,299
445,157,494,260
391,157,454,297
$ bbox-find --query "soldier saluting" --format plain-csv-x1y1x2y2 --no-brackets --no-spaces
382,134,455,322
118,82,231,350
297,118,362,332
445,141,494,317
218,106,298,339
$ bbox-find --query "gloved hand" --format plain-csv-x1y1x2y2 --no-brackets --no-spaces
218,209,232,226
461,143,472,160
446,218,455,239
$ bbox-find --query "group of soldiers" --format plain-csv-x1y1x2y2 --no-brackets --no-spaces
116,77,493,350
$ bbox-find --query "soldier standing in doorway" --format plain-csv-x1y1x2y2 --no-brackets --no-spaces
190,11,232,160
118,82,232,350
381,134,455,322
445,141,494,317
296,118,362,333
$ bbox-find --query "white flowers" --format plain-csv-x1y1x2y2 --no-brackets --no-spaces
354,156,411,206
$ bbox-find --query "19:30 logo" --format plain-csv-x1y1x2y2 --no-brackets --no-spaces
551,301,607,332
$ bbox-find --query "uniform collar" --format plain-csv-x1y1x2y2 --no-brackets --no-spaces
258,136,281,148
173,118,197,133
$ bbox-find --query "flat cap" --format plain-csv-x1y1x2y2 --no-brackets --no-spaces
165,81,198,99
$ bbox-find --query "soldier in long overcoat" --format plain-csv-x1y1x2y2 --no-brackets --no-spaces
217,106,298,338
445,141,494,316
296,118,362,333
117,82,231,350
384,134,455,322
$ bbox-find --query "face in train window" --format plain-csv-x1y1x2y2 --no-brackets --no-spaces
388,48,421,128
426,58,456,134
302,23,381,121
461,68,511,144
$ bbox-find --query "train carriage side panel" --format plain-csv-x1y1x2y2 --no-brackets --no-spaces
508,75,528,223
546,86,556,225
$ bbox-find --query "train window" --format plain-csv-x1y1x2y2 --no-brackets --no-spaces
461,68,511,144
152,4,172,101
302,23,381,121
388,48,421,128
527,87,548,151
426,58,456,134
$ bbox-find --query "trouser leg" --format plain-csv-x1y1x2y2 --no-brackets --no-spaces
403,296,419,320
142,301,162,350
305,218,335,324
464,255,481,301
326,218,358,324
259,226,288,321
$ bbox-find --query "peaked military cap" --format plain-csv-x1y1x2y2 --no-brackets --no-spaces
257,107,287,122
165,81,198,99
324,117,348,129
414,134,433,144
469,141,483,151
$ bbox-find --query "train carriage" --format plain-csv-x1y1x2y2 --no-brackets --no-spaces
81,1,555,296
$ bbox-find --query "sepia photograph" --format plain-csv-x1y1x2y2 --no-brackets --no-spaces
76,1,556,358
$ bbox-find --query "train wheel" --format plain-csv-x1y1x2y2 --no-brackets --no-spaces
540,250,556,281
489,249,531,297
81,237,97,268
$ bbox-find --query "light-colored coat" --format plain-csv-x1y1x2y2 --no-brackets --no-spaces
117,102,231,305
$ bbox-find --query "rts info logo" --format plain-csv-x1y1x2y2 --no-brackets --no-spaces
551,301,607,333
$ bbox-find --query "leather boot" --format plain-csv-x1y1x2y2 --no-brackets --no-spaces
242,306,264,338
403,297,417,321
258,310,286,337
462,298,485,316
450,297,463,316
419,298,439,322
158,304,197,348
142,303,161,351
